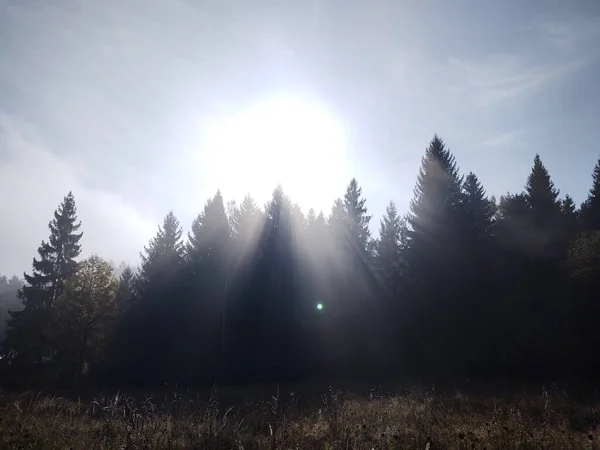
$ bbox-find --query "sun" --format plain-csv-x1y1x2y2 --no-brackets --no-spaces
202,94,350,212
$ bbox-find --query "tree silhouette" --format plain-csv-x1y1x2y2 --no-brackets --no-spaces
4,192,82,370
404,135,465,373
374,201,404,297
581,157,600,231
6,135,600,387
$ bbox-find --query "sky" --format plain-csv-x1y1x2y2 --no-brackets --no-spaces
1,0,600,276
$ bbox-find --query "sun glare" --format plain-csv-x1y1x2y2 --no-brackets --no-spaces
203,94,349,212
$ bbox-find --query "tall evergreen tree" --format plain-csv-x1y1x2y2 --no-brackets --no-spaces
526,155,561,228
185,191,231,381
306,208,317,227
561,194,579,240
343,178,372,254
0,275,23,342
404,135,466,373
580,157,600,231
230,195,263,253
137,211,184,294
187,191,230,268
462,172,494,241
3,192,82,365
116,266,134,315
291,202,306,230
494,192,538,270
327,198,347,236
374,201,403,295
113,211,185,384
406,135,464,285
522,154,566,265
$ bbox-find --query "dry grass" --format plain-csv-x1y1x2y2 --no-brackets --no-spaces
1,385,599,449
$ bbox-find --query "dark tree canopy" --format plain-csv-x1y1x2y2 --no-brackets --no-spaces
2,141,600,388
581,157,600,231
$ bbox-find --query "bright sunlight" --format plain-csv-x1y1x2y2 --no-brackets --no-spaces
202,94,350,212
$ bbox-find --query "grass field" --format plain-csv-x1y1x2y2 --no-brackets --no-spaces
1,383,599,449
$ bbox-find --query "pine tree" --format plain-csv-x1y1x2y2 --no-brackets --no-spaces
114,211,185,384
315,211,326,229
187,191,230,269
116,266,134,315
374,201,403,294
403,135,467,372
525,154,561,227
462,172,494,240
304,209,328,276
580,157,600,231
408,135,463,238
0,275,23,342
523,154,566,263
23,191,82,308
230,195,263,246
495,193,537,257
51,256,118,383
246,185,298,380
561,194,579,239
406,135,464,278
306,208,317,226
327,198,346,231
291,203,306,230
137,211,184,294
343,178,372,253
4,192,82,364
184,191,231,379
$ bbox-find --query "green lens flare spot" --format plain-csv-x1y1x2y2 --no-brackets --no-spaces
316,303,323,310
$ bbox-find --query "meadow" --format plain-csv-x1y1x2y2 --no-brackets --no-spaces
1,382,599,449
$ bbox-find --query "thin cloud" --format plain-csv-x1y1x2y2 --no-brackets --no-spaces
525,15,600,48
481,129,528,148
449,54,588,108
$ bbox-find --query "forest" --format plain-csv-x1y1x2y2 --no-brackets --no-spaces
1,135,599,389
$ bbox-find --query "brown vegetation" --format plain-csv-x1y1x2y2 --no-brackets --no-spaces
1,385,599,449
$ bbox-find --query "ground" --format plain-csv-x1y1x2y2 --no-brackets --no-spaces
1,382,599,449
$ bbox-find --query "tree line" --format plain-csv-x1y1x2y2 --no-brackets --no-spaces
2,135,599,388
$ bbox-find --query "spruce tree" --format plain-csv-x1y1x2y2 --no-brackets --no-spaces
462,172,494,240
525,154,561,227
231,195,262,242
404,135,466,373
291,203,306,230
523,154,565,264
306,208,317,226
0,275,23,342
185,191,231,378
343,178,372,254
187,191,230,269
327,198,347,233
4,192,82,364
116,266,134,315
495,193,535,256
252,186,298,380
561,194,579,239
581,157,600,231
116,211,185,383
406,135,464,279
137,211,184,294
374,201,403,294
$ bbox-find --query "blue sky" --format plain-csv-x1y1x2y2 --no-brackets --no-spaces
1,0,599,275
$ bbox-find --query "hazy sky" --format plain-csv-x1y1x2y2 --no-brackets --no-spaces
1,0,600,276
